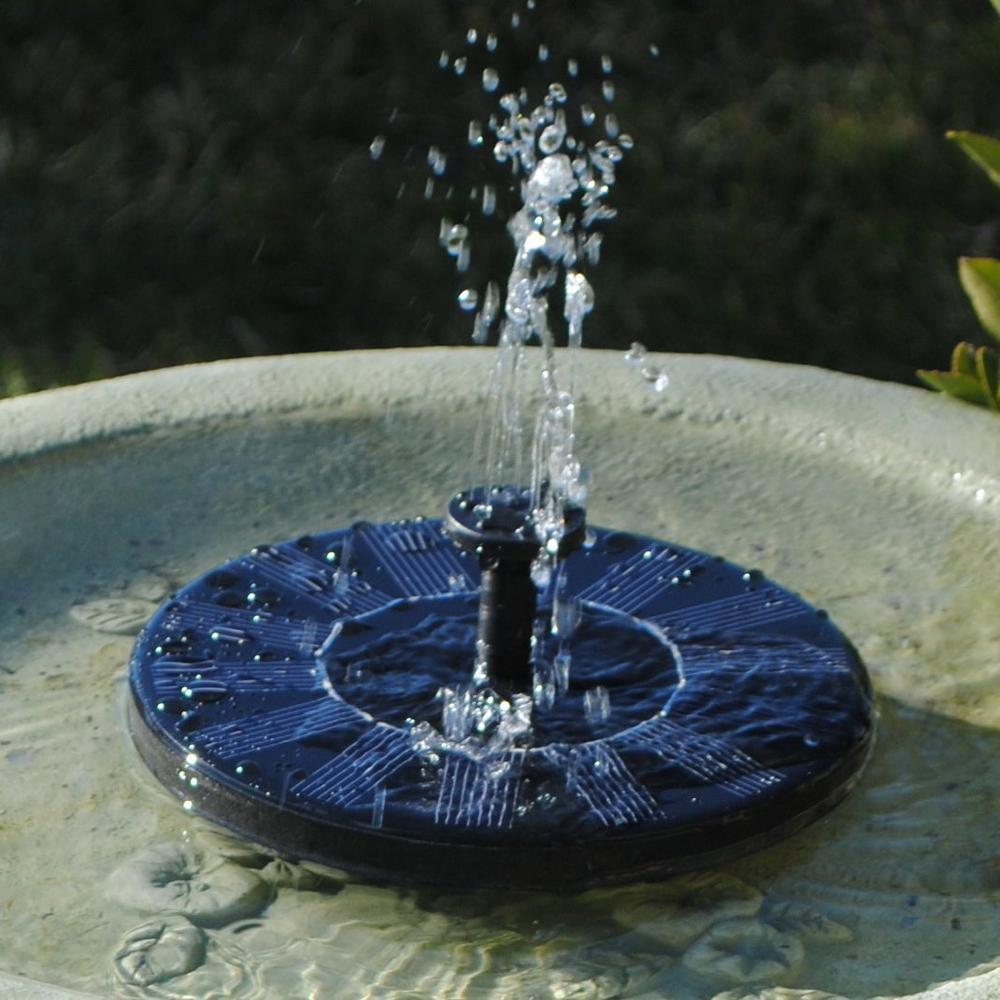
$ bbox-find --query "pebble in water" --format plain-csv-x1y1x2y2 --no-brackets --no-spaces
112,915,207,987
106,843,271,927
609,872,763,950
683,918,805,986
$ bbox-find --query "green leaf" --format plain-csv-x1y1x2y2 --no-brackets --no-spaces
947,131,1000,189
974,346,1000,410
917,369,994,408
992,0,1000,17
959,257,1000,343
952,341,978,376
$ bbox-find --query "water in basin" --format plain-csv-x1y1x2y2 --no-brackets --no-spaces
2,351,999,998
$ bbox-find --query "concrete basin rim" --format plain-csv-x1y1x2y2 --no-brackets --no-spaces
0,348,997,518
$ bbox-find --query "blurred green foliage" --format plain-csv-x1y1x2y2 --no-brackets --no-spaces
1,0,999,397
917,74,1000,406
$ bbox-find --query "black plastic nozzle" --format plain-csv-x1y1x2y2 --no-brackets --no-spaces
445,485,585,692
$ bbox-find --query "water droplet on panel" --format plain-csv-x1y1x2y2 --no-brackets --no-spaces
584,685,611,724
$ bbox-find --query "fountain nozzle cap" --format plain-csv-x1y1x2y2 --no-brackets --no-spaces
444,485,585,563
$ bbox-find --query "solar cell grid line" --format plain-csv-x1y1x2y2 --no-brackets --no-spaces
161,600,318,649
243,549,337,606
613,715,783,798
150,657,321,695
195,696,365,758
292,726,416,805
677,637,849,676
576,548,706,613
387,522,475,592
545,744,658,828
433,751,522,829
358,522,472,597
649,589,806,634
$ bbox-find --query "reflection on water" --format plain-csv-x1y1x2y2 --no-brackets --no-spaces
1,386,1000,998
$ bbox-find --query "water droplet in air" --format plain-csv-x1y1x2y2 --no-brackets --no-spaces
427,146,447,176
642,365,669,393
486,33,498,52
482,184,496,216
581,104,596,126
458,288,479,311
468,119,484,146
511,11,521,27
538,44,549,62
438,50,449,69
368,135,386,160
567,58,578,77
602,79,616,102
604,114,619,139
649,43,660,58
539,124,564,155
466,28,478,44
601,54,613,74
483,67,500,92
454,56,468,76
624,342,647,365
619,133,635,150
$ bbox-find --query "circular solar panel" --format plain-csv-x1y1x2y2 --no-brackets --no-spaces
128,516,875,890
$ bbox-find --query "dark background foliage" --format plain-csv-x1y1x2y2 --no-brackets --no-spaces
1,0,998,396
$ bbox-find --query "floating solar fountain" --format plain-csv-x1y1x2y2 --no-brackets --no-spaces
126,29,876,891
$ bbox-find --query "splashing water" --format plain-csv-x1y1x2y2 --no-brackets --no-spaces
423,27,636,744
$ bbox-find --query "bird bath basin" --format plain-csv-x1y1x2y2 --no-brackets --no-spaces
2,347,1000,999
